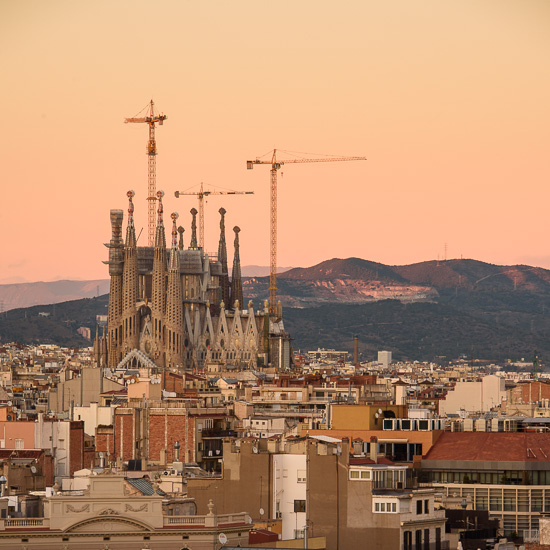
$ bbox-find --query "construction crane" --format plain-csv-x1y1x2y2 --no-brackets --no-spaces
174,183,254,248
125,100,167,246
247,149,366,316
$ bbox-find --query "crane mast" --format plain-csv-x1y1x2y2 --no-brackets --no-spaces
175,183,254,249
247,149,366,316
125,100,167,246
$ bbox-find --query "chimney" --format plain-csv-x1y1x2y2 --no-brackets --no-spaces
370,436,378,463
354,335,359,365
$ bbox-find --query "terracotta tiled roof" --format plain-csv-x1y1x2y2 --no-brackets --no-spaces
423,432,550,462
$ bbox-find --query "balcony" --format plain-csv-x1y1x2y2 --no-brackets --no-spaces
0,512,250,530
163,512,249,527
201,429,236,438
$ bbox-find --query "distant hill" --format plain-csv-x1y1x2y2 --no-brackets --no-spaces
244,258,550,307
0,280,110,312
3,257,550,362
0,268,288,311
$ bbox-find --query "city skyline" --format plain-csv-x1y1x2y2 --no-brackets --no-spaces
2,0,549,283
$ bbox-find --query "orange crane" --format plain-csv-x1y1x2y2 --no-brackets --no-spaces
174,183,254,249
125,100,167,246
247,149,366,316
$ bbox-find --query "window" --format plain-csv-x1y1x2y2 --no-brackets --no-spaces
423,529,430,550
297,470,306,483
350,470,360,479
15,439,24,450
424,499,429,514
361,471,370,480
294,500,306,513
375,503,380,512
392,502,397,512
381,502,386,512
416,500,423,514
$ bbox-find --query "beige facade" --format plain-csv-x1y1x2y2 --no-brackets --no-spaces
187,437,447,550
439,374,505,416
0,473,251,549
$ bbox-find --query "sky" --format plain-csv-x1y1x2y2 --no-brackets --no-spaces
1,0,549,283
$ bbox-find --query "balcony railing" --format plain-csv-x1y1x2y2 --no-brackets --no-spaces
2,518,47,528
201,429,236,438
0,512,250,530
164,512,249,527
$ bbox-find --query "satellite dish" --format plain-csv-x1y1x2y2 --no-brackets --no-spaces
322,373,327,379
375,413,379,419
252,446,258,454
259,507,265,516
218,533,227,545
30,466,37,474
378,408,383,414
246,515,253,524
7,401,12,407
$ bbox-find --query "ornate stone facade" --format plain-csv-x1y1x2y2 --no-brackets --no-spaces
95,191,281,372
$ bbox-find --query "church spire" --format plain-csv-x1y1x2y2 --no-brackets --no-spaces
151,191,167,355
165,212,184,369
122,190,139,351
178,226,185,250
230,226,243,310
125,190,136,247
190,208,198,248
154,190,166,248
218,207,230,306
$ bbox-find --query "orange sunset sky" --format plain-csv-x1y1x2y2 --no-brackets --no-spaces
2,0,549,283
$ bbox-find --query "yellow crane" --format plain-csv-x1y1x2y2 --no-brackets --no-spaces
247,149,366,316
125,100,167,246
174,183,254,249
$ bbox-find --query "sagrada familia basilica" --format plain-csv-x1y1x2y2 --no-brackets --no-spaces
93,190,290,372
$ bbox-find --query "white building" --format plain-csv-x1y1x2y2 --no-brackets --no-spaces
378,351,392,368
439,374,505,416
273,453,307,540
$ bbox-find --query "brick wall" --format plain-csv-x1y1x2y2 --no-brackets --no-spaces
148,410,195,463
114,410,135,461
110,407,196,464
69,421,84,475
95,425,115,459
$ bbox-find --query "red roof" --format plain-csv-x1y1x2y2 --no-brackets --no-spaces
423,432,550,463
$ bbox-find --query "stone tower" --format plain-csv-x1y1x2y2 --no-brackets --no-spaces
189,208,198,249
217,207,230,306
121,191,140,354
165,213,184,369
106,209,124,367
151,191,167,364
230,226,243,310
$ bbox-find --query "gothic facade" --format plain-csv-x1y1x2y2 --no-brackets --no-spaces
94,190,276,372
